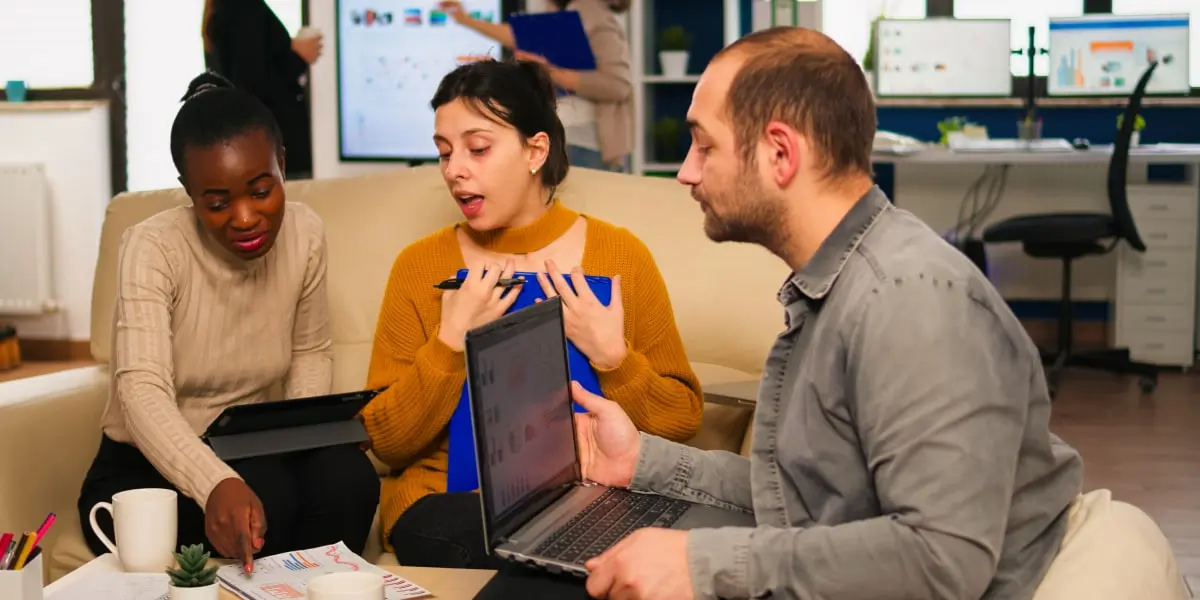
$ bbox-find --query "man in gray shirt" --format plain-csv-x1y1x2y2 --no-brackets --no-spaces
573,26,1085,600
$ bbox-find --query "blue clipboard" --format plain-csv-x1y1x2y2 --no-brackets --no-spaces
445,269,612,493
508,11,597,71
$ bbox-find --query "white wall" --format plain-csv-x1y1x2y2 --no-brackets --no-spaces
0,102,111,341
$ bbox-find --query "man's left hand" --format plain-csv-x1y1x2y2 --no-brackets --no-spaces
584,528,693,600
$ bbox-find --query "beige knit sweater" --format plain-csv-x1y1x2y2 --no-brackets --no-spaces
99,202,332,508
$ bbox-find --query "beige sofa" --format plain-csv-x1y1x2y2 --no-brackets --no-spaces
0,166,1186,597
0,166,784,583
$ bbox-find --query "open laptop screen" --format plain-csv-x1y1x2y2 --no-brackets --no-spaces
466,298,580,545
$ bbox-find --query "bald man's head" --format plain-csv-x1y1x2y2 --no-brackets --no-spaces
712,27,876,179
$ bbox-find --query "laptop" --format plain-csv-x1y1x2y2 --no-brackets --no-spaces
464,297,756,576
202,388,383,461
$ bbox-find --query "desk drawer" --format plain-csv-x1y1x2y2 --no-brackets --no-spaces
1129,185,1199,223
1117,248,1195,283
1120,330,1195,367
1119,278,1193,305
1119,304,1194,332
1137,219,1197,250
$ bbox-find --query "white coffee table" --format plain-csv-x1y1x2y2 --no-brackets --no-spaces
45,553,497,599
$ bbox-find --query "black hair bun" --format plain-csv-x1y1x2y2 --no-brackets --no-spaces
514,59,558,108
181,71,235,102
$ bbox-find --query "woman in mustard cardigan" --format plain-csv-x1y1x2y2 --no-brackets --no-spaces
359,58,701,568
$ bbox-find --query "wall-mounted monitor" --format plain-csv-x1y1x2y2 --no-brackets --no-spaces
337,0,517,162
874,18,1013,97
1047,14,1191,96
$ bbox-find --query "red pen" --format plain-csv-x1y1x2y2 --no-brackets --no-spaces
31,513,55,547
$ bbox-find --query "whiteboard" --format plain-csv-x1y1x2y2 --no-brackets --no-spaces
874,18,1013,97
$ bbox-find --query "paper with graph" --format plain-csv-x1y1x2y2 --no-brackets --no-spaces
216,542,430,599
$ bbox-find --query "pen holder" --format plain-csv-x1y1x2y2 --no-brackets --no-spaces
0,553,44,600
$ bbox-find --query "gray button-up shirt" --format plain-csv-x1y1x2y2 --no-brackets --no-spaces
631,187,1084,600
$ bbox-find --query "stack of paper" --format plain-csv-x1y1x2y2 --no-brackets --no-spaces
217,542,430,600
46,572,169,600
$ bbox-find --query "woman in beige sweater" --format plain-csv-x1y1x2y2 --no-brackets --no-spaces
441,0,634,172
76,72,379,573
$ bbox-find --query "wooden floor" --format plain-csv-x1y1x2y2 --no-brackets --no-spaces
1049,370,1200,595
0,361,1197,590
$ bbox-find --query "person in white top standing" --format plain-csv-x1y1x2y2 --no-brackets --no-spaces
440,0,635,172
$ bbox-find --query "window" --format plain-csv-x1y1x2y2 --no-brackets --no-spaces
954,0,1085,76
1111,0,1199,87
0,0,95,89
824,0,927,66
124,0,304,192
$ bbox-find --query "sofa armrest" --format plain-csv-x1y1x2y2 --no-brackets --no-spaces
0,366,108,568
684,362,758,454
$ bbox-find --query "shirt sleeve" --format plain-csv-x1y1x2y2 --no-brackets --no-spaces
284,218,333,399
630,433,753,513
572,7,633,103
112,229,240,508
685,275,1032,600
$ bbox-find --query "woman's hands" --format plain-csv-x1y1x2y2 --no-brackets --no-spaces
537,260,627,370
290,33,323,65
437,260,523,352
205,478,266,574
438,1,468,23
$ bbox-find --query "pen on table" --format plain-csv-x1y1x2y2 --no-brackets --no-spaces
9,533,32,570
433,277,525,290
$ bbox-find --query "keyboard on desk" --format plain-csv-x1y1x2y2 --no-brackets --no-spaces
949,138,1076,152
532,488,689,564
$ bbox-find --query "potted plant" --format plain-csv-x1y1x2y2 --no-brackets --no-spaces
166,544,219,600
1117,114,1146,146
658,25,691,78
937,116,972,145
653,117,684,164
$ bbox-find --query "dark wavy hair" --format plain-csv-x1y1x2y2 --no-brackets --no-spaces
431,59,570,191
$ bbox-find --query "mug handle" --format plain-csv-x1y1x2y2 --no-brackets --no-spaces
88,502,119,557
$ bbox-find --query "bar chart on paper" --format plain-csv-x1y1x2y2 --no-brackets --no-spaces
216,542,431,600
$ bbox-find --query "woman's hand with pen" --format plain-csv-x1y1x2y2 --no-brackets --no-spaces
206,478,267,574
436,260,523,351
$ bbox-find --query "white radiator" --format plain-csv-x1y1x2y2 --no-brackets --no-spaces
0,163,58,316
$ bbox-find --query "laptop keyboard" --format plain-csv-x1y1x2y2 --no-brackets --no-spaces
533,488,690,563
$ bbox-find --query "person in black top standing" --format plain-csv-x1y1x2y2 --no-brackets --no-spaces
203,0,322,178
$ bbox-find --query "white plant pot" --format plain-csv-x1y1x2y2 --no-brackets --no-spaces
659,51,689,78
1130,131,1141,146
170,583,219,600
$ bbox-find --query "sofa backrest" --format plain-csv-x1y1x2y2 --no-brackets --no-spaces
90,167,789,391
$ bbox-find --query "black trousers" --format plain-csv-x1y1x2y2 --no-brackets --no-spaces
78,435,380,558
389,492,507,570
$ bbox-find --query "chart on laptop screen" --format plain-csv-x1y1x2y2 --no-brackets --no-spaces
477,320,574,517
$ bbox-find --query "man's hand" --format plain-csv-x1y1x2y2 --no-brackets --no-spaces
205,478,266,573
290,34,323,65
571,382,640,488
585,528,693,600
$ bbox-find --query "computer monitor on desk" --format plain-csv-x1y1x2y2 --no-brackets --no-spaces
874,18,1013,97
1047,14,1191,96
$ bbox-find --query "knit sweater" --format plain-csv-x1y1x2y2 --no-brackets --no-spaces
361,201,702,547
100,202,332,508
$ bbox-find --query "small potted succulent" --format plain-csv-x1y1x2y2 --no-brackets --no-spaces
1117,114,1146,147
166,544,220,600
653,117,684,164
658,25,691,78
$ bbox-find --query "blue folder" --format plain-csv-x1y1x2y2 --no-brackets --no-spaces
508,11,597,71
445,269,613,493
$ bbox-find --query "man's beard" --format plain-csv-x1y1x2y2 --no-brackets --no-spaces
699,168,788,254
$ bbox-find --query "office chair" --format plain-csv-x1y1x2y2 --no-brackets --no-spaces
981,61,1160,398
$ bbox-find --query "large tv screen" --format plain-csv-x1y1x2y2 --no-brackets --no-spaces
874,18,1014,98
337,1,513,161
1048,14,1191,96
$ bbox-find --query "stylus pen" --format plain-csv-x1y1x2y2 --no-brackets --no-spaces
434,277,525,290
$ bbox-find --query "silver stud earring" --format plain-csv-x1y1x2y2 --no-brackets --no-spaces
531,167,539,175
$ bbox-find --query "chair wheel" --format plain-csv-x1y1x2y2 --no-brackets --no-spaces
1138,376,1157,394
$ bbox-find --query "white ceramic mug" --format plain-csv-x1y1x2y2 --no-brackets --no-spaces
88,488,178,573
307,572,385,600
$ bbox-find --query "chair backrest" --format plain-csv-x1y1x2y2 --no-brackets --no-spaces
1108,60,1158,252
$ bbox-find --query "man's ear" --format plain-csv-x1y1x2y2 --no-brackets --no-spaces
526,132,551,173
762,121,801,188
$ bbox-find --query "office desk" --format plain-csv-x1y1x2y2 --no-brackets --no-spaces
873,145,1200,367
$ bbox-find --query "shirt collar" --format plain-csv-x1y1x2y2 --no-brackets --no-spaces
777,186,891,307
